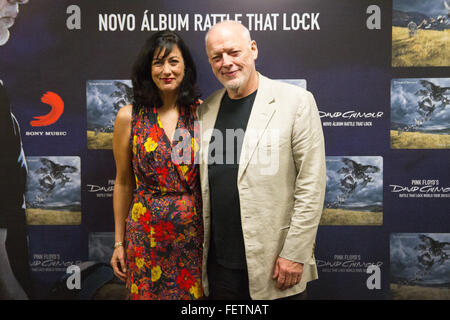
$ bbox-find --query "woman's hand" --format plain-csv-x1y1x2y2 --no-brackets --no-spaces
110,246,127,282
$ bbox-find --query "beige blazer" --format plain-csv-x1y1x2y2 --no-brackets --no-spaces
198,74,326,300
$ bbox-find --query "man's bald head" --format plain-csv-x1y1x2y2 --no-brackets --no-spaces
205,20,251,46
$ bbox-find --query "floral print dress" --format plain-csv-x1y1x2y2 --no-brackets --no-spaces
125,103,203,300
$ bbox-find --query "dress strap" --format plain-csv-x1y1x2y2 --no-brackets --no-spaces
129,104,139,150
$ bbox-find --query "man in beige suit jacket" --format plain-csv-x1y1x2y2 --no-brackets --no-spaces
199,20,326,300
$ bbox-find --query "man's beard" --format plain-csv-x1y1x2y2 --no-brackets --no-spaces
224,79,243,91
222,73,247,92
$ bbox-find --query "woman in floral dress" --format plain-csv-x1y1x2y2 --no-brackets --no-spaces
110,31,203,300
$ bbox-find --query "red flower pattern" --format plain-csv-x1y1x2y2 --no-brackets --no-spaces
124,103,203,300
176,268,196,291
139,211,152,233
153,220,176,242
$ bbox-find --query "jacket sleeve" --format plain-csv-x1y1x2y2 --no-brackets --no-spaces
279,90,326,264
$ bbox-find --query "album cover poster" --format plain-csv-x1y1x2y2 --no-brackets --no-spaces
390,78,450,149
321,156,383,225
390,233,450,300
86,80,133,149
392,0,450,67
25,156,81,225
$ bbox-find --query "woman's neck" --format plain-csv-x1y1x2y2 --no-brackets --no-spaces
159,91,179,112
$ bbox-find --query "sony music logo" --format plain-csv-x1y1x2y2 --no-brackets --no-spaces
25,131,67,136
25,91,68,137
31,91,64,127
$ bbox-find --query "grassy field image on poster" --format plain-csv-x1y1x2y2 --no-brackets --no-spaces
392,0,450,67
321,156,383,226
390,78,450,149
25,156,81,225
86,80,133,149
390,233,450,300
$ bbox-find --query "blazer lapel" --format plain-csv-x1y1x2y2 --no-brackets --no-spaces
238,74,276,183
199,89,225,187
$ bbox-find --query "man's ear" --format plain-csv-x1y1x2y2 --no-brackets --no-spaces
250,40,258,60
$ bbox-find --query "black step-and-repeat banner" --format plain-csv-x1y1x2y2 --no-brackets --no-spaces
0,0,449,300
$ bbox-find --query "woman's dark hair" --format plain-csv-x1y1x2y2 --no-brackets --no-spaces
131,31,200,111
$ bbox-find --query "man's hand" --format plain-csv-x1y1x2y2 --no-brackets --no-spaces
272,257,303,290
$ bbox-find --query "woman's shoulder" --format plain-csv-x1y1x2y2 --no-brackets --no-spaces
116,104,133,121
114,104,134,130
